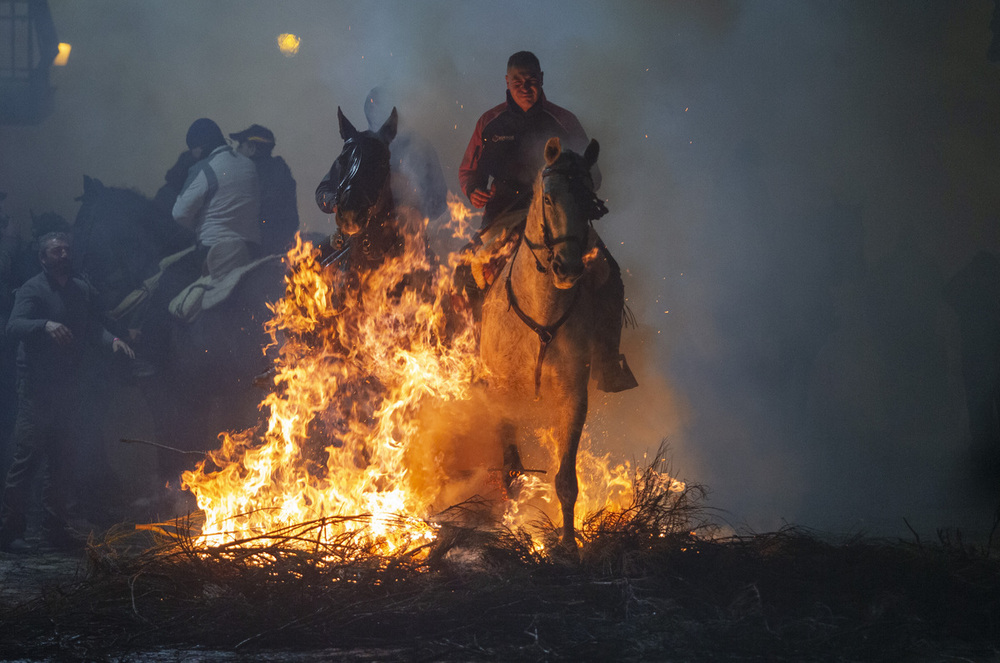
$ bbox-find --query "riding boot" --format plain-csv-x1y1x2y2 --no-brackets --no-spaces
593,247,638,393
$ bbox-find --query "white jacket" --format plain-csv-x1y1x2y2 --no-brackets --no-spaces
173,145,261,247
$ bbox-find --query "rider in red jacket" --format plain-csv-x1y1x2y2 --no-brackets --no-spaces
459,53,600,232
459,52,635,392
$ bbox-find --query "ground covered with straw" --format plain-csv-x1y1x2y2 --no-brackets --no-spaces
2,466,999,661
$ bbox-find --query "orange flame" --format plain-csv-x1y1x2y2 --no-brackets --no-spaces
181,199,682,558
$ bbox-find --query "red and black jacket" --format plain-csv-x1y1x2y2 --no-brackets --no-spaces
459,90,596,228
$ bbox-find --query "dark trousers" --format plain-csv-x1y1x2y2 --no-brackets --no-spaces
0,384,74,539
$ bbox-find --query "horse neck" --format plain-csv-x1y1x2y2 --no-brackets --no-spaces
509,176,576,322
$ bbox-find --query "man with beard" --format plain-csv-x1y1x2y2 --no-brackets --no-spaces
0,233,134,552
458,51,635,392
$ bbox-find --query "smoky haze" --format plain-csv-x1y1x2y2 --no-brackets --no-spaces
2,0,999,538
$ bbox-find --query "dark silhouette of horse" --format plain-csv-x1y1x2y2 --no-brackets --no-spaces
72,176,190,313
318,106,428,274
69,176,286,490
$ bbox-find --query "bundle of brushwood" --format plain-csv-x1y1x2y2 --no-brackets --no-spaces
2,447,999,661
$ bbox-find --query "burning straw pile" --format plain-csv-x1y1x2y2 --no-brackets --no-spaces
4,215,999,659
3,450,1000,661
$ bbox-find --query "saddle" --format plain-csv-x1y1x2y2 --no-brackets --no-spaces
109,245,198,321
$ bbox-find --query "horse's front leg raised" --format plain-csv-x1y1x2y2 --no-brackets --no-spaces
554,396,588,551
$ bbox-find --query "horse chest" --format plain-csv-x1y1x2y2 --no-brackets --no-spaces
481,282,594,395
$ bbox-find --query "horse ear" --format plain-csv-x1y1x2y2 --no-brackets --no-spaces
584,139,599,168
80,175,103,200
338,107,358,140
544,137,562,165
378,107,398,144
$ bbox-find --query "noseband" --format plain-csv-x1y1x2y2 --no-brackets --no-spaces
523,162,609,273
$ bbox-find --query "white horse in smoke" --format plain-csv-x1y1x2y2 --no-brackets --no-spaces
479,136,607,551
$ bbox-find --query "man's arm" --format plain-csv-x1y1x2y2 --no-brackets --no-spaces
5,279,48,341
172,165,209,229
565,120,602,191
458,115,491,206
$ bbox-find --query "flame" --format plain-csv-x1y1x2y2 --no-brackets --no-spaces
181,199,682,559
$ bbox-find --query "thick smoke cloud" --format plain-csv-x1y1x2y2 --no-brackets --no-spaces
2,0,999,538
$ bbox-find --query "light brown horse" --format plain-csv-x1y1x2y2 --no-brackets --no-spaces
480,136,605,551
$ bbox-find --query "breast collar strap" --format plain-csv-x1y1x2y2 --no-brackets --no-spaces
505,242,582,399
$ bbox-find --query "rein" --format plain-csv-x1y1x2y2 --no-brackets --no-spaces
522,163,608,273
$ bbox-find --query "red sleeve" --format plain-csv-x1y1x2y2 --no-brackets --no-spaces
458,103,505,200
458,121,483,200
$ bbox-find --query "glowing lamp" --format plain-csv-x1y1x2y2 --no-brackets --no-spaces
277,33,301,57
53,43,71,66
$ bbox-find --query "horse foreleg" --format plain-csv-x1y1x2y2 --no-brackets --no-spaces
499,419,523,499
554,400,588,551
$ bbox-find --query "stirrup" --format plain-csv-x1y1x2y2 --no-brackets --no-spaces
597,354,638,393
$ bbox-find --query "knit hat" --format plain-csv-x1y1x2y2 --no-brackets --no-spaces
185,118,226,151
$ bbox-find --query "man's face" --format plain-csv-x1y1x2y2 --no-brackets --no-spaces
236,141,255,158
506,65,543,112
41,238,72,276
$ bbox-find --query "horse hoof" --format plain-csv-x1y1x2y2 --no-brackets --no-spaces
502,443,525,498
550,537,580,563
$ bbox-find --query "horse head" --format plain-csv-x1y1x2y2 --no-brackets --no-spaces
72,175,183,308
331,105,397,236
532,136,605,290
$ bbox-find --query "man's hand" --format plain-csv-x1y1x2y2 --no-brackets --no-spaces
44,321,74,345
112,337,135,359
469,183,495,209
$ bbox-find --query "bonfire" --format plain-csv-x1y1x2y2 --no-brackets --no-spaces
178,195,684,562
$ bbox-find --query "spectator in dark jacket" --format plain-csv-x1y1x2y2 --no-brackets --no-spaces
0,233,134,552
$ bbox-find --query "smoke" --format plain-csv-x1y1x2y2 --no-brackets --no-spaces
2,0,1000,537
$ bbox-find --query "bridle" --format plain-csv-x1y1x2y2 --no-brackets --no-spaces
335,136,392,232
334,135,396,263
505,158,608,398
521,162,608,273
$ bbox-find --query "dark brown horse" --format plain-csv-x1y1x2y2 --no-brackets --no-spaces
320,107,408,274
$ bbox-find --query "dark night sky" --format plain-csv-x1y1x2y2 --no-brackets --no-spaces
3,0,1000,537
